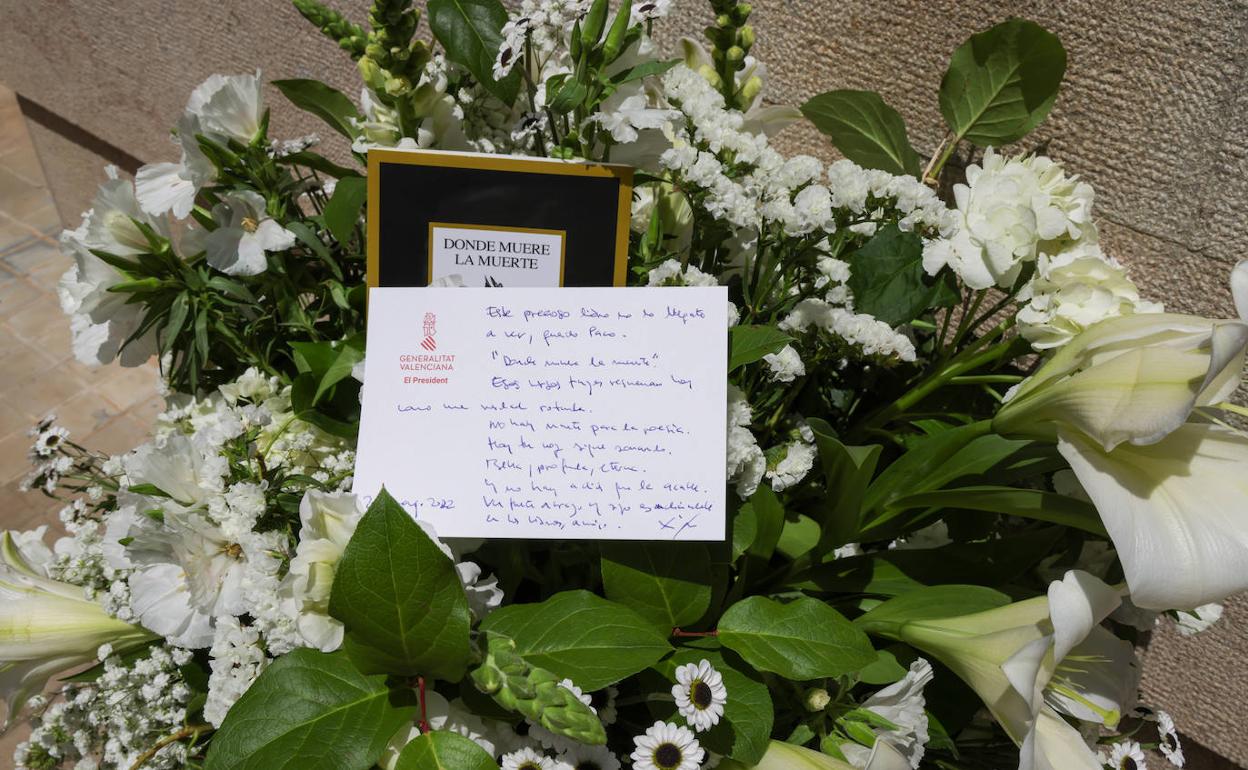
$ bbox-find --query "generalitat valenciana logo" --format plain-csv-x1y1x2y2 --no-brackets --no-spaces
421,312,437,351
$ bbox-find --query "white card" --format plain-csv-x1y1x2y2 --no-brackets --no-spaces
354,286,728,541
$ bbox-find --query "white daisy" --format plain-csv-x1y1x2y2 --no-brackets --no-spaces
502,746,557,770
631,721,704,770
672,659,728,732
1108,740,1148,770
1156,711,1184,767
557,744,621,770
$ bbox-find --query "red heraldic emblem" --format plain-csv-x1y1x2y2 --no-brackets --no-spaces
421,312,437,351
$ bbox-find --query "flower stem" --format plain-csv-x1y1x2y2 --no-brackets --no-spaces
129,724,211,770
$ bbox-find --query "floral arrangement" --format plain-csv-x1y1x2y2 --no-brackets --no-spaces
7,1,1246,769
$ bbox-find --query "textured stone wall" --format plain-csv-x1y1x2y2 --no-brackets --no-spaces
1,0,1246,765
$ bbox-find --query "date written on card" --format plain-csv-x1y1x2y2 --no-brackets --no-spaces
354,286,727,540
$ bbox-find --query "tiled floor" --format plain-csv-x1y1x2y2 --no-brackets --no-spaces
0,84,161,534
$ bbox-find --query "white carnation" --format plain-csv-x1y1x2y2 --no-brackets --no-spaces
1017,242,1162,350
762,345,805,383
726,385,765,499
766,441,816,491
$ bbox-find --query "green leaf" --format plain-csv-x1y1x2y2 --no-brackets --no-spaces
204,648,416,770
939,18,1067,146
801,90,921,177
718,597,876,680
728,325,793,373
273,79,362,140
845,225,939,327
427,0,521,105
886,486,1107,536
328,489,471,680
857,648,908,685
861,422,993,518
855,585,1011,637
661,650,773,765
601,543,713,631
393,731,499,770
740,483,785,560
609,58,680,86
479,590,672,690
776,514,821,560
807,418,880,550
324,176,368,247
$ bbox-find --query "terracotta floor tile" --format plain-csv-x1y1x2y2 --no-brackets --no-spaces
0,339,56,390
6,366,87,421
34,321,75,365
0,274,41,314
0,166,52,223
124,392,166,427
0,212,36,248
52,390,120,440
23,203,63,236
94,364,161,411
1,142,47,187
28,257,68,293
0,429,32,484
81,414,149,457
2,240,60,275
7,294,66,341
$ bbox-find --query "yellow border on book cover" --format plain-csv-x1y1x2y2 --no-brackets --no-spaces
427,222,568,286
366,148,633,289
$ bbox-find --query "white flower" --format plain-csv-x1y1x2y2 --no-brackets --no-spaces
1107,740,1148,770
204,616,269,727
135,72,264,218
779,299,916,362
592,85,680,144
788,185,833,235
1174,603,1222,636
631,721,704,770
995,263,1248,609
280,491,362,652
762,345,805,382
672,659,727,732
456,561,504,620
892,571,1137,770
122,433,226,506
839,660,933,769
1155,711,1184,767
1018,243,1162,351
647,258,719,287
726,385,765,498
559,743,621,770
58,168,168,366
926,148,1095,289
380,692,502,769
195,190,296,276
0,557,154,729
766,441,816,492
502,746,558,770
631,0,672,24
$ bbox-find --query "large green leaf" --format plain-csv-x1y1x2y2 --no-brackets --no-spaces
807,418,880,550
728,325,793,373
272,79,361,140
427,0,521,105
801,90,921,177
601,543,713,632
204,649,415,770
886,486,1107,536
479,590,672,690
394,731,499,770
734,483,785,561
718,596,875,680
324,176,368,247
660,650,773,765
845,225,942,326
328,489,472,680
855,585,1012,638
939,18,1067,146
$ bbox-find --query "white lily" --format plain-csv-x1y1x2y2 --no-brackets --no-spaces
718,737,911,770
280,490,363,652
0,533,155,730
839,659,933,769
871,571,1135,770
995,261,1248,609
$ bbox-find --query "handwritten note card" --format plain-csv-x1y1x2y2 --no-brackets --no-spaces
354,287,728,540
